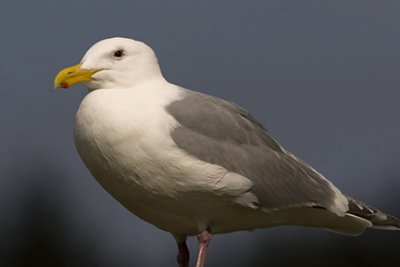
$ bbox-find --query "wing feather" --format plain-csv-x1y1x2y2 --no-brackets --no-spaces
166,88,348,215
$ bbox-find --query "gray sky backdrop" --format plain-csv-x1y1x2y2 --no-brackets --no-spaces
0,1,399,266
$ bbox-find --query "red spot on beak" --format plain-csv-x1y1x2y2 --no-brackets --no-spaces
60,82,69,89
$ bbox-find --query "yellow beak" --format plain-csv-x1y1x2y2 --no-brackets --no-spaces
54,63,100,89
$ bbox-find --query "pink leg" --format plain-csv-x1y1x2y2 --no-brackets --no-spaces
195,228,212,267
177,242,190,267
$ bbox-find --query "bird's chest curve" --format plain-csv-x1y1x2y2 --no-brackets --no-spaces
74,92,181,191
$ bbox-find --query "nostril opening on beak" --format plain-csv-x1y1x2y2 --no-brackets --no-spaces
67,71,74,75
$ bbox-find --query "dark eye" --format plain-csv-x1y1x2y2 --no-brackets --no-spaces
113,49,125,58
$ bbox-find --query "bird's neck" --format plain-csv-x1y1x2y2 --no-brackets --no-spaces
122,65,166,89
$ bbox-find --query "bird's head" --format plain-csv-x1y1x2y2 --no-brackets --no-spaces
54,37,162,91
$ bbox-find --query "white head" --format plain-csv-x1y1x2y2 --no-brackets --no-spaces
54,37,164,90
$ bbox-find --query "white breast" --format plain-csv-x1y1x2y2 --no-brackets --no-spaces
75,82,185,191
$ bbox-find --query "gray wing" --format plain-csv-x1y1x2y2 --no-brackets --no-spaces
167,88,348,215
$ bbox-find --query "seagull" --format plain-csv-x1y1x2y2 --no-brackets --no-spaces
54,37,399,267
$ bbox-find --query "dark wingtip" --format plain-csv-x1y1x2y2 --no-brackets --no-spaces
346,195,400,230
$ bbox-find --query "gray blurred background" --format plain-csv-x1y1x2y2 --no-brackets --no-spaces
1,1,399,266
